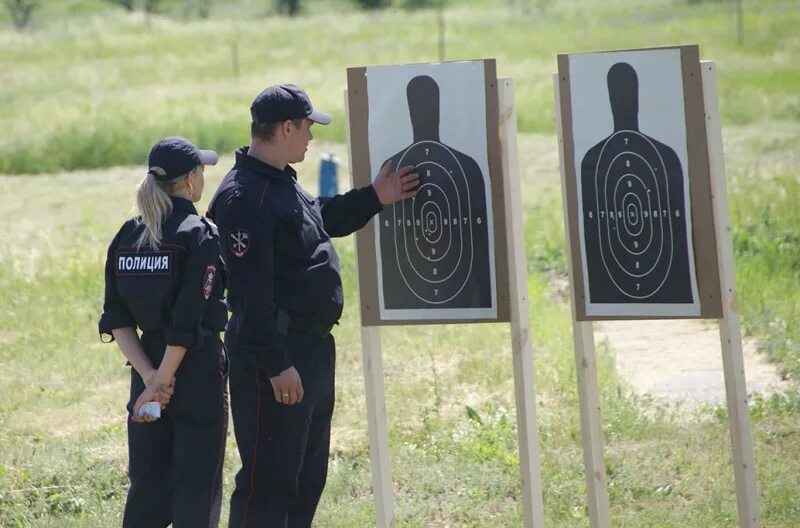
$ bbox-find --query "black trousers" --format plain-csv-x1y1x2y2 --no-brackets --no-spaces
226,317,336,528
123,334,229,528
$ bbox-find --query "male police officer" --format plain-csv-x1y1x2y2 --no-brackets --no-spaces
208,84,419,527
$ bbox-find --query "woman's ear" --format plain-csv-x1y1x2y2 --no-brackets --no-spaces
185,174,195,198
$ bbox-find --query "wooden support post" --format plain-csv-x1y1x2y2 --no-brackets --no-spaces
497,77,546,528
553,74,611,528
702,61,761,528
345,89,396,528
360,325,395,528
570,321,609,528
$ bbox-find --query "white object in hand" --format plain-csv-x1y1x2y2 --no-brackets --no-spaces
139,402,161,419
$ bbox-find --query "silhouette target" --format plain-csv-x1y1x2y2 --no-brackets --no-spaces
580,63,693,304
378,75,492,309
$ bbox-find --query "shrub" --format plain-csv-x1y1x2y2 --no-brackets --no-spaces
353,0,391,9
104,0,135,11
276,0,302,16
4,0,38,29
405,0,437,8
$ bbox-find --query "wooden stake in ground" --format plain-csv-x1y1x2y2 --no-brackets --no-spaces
703,60,760,527
498,77,546,528
553,73,610,528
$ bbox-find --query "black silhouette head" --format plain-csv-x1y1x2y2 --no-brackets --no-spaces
406,75,440,142
607,62,639,132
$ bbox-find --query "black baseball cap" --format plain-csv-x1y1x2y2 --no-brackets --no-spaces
250,84,332,125
147,136,219,181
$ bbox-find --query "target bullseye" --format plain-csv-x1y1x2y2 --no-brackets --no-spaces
418,197,445,248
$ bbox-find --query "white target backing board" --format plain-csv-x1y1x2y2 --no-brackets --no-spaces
557,45,723,321
347,60,510,325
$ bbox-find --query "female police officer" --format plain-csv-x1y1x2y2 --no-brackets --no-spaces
98,137,229,527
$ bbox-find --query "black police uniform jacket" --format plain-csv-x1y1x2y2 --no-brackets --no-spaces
207,147,382,376
98,197,227,373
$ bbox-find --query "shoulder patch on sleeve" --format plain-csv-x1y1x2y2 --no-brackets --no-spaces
202,265,217,300
229,229,250,257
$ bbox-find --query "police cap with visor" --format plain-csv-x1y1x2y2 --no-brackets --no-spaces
250,84,332,126
148,136,219,181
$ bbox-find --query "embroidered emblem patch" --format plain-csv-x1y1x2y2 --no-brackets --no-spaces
229,229,250,257
202,265,216,300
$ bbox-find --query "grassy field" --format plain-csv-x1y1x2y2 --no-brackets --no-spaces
2,0,800,526
731,162,800,380
1,0,799,173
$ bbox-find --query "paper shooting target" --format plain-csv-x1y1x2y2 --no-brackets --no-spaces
562,48,704,318
361,61,501,322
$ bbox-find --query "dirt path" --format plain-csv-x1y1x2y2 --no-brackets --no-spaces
595,319,791,405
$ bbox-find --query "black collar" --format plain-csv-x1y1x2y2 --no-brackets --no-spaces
170,196,198,215
234,146,297,184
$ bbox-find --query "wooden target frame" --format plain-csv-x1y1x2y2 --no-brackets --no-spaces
559,45,722,320
555,46,760,527
346,61,545,527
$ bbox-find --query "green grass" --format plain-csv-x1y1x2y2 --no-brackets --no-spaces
1,0,799,173
1,129,799,526
732,171,800,381
2,1,800,526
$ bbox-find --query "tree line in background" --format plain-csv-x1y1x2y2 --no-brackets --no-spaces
3,0,739,30
104,0,211,16
1,0,437,27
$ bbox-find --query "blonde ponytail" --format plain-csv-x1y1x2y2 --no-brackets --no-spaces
134,169,176,250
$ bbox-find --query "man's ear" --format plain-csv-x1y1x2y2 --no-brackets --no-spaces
277,120,291,139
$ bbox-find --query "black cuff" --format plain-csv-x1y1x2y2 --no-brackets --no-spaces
261,346,292,378
98,313,135,343
362,185,384,216
164,328,198,349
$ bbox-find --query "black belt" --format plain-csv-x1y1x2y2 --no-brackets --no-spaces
276,310,336,338
140,328,218,340
289,319,336,338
